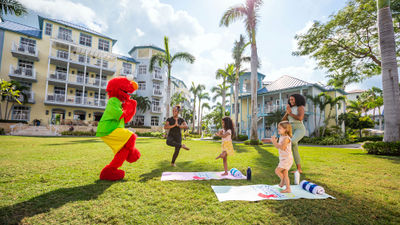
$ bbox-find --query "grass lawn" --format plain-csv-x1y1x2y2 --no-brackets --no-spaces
0,136,399,224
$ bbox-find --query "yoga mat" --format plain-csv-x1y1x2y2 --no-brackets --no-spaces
161,171,247,181
211,184,335,202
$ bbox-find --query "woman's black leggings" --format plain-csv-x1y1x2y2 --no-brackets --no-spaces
166,136,182,164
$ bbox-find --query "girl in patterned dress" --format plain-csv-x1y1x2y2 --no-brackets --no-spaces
215,116,235,176
271,121,293,193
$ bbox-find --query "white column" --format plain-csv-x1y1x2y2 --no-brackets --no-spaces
82,49,87,105
45,40,52,101
98,55,103,107
65,44,71,102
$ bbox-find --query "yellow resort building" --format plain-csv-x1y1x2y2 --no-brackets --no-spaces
0,16,141,127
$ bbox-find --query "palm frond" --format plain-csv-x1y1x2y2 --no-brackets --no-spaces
219,5,246,27
171,52,195,64
149,53,166,72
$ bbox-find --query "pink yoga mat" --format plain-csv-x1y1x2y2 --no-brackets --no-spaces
161,171,247,181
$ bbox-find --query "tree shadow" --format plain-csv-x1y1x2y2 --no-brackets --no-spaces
43,138,101,146
0,180,117,224
232,143,250,153
349,153,400,164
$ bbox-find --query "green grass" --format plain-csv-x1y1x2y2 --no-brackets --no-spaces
0,136,399,224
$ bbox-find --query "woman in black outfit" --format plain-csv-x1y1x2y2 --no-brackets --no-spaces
164,106,190,167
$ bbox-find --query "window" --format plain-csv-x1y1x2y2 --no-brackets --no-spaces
57,50,69,59
78,55,90,64
122,62,132,74
138,81,146,90
12,106,29,121
138,65,147,75
135,115,144,126
153,83,162,95
45,23,52,35
79,33,92,47
19,37,36,54
98,38,109,51
151,116,159,126
154,67,162,79
102,60,108,68
58,27,73,42
20,37,36,48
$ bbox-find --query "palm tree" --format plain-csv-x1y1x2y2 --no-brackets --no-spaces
189,82,205,132
265,109,286,137
377,0,400,141
170,91,185,107
215,64,235,115
149,36,195,119
232,34,251,138
321,95,346,136
200,102,211,135
220,0,263,141
211,84,230,106
0,0,27,20
197,91,210,134
347,100,364,115
131,94,151,113
0,79,21,120
306,93,331,137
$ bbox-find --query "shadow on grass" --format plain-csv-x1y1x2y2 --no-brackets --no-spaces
0,180,118,224
43,138,101,146
349,152,400,164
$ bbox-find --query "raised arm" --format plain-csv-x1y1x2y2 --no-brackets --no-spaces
287,105,305,121
179,121,188,130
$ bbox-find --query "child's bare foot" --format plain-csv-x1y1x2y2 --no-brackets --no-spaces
221,172,228,176
171,163,176,167
182,144,190,150
280,188,291,193
279,179,285,188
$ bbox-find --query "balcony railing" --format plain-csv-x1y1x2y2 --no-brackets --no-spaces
9,65,37,80
57,33,74,43
120,69,133,76
11,42,38,57
18,91,35,103
153,88,162,96
153,73,163,81
85,77,100,87
12,110,29,120
47,93,107,108
68,75,85,84
152,105,161,113
48,71,67,81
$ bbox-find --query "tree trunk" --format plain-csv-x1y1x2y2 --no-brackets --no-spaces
322,107,332,137
222,90,226,117
7,103,15,120
250,34,258,141
166,66,172,119
314,105,317,137
192,99,196,132
0,103,2,120
377,1,400,141
378,107,382,130
4,101,9,120
197,99,201,134
234,73,239,139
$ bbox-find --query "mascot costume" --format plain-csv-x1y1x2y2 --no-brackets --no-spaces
96,76,141,181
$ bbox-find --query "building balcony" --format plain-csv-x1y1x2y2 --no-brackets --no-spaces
11,42,39,61
18,91,35,103
9,65,37,82
120,69,133,77
152,73,163,81
151,105,161,113
45,93,107,109
68,74,85,85
48,71,67,83
152,88,163,97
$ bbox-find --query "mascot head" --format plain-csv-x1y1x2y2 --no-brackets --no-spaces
106,76,138,102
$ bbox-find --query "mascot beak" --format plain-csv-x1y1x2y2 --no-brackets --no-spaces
131,81,138,91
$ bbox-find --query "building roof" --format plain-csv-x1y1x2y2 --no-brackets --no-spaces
347,89,366,94
38,16,117,45
265,75,310,92
242,71,266,79
116,54,138,63
128,45,165,55
0,20,41,38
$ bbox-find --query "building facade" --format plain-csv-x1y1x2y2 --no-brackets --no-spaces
229,74,347,139
170,76,191,110
0,17,166,127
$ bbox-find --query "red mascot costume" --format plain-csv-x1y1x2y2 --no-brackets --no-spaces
96,76,141,181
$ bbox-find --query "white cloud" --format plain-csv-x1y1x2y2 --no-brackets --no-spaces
19,0,108,32
136,28,145,37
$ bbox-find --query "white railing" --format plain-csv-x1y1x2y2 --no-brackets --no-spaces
152,105,161,113
120,69,132,76
12,42,38,57
101,80,107,88
68,74,85,84
48,71,67,81
9,65,37,79
47,93,107,108
10,123,27,134
153,88,162,96
57,33,74,43
85,77,100,87
47,93,66,103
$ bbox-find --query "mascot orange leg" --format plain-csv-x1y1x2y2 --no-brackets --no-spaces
100,134,141,181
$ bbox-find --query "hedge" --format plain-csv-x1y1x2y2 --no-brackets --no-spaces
61,131,96,136
244,140,263,145
363,141,400,156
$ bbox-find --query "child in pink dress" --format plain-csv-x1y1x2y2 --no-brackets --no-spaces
271,121,293,193
215,117,235,176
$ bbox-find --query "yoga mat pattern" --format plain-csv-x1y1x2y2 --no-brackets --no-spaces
161,171,246,181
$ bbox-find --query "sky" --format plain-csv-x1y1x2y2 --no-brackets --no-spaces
5,0,384,96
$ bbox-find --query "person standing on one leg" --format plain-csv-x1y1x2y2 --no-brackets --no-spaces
164,106,190,167
282,94,306,173
215,117,235,176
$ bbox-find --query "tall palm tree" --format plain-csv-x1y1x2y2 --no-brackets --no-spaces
200,102,211,135
265,108,286,137
189,82,205,132
347,100,364,115
215,64,234,115
306,93,331,137
211,84,230,104
377,0,400,142
170,91,185,107
321,95,346,136
197,91,210,134
0,0,27,20
220,0,264,141
131,94,151,113
232,34,251,138
149,36,195,119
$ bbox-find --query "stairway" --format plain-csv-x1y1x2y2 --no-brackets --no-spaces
11,125,60,136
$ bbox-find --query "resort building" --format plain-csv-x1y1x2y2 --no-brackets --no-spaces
0,16,167,128
228,73,347,139
170,76,191,110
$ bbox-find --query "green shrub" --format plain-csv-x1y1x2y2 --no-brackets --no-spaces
363,141,400,156
186,133,201,138
135,131,165,138
244,139,263,145
236,134,248,141
0,120,28,124
213,136,221,140
0,128,5,135
356,135,383,142
299,135,352,145
61,131,95,136
125,125,151,129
